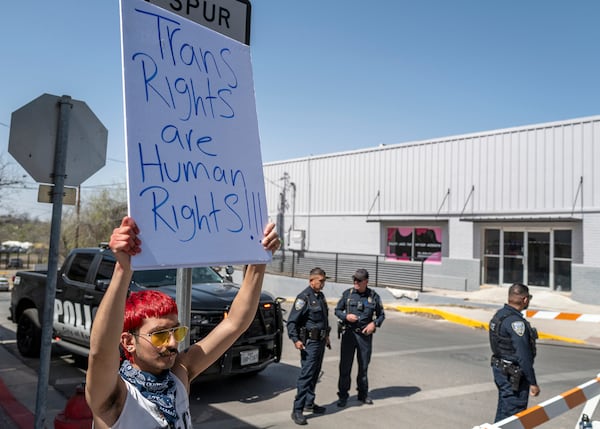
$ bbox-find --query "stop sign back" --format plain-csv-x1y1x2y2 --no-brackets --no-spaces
8,93,108,186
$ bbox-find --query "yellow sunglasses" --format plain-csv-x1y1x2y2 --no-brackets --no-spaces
133,326,189,347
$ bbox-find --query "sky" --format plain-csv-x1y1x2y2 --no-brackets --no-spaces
1,0,600,220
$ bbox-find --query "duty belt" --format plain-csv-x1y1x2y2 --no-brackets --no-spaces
491,356,523,391
491,356,516,368
301,327,329,341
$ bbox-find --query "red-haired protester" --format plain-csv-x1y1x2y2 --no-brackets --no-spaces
85,216,280,428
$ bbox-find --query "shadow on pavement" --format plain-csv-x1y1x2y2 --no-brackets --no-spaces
311,385,421,418
191,362,298,404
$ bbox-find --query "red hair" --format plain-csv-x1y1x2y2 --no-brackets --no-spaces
121,290,178,361
123,290,179,332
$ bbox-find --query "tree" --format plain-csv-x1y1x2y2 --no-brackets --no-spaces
61,187,127,252
0,214,49,243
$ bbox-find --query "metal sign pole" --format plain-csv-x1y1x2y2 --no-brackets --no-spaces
34,95,72,429
176,268,193,350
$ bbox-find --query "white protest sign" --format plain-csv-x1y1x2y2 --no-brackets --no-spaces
120,0,270,269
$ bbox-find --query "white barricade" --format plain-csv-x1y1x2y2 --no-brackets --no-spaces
472,373,600,429
523,310,600,323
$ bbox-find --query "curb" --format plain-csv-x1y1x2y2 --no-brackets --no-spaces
389,305,587,345
391,305,489,329
0,340,75,429
0,377,34,429
322,298,589,345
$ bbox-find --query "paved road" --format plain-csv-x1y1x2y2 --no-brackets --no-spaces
182,302,599,428
0,289,598,428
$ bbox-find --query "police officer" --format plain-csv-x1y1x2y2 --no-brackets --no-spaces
335,268,385,407
287,267,331,425
489,283,540,422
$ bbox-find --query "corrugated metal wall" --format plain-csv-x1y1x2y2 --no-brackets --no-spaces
263,116,600,219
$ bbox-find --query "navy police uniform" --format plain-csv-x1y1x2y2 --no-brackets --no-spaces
287,286,330,413
335,287,385,402
489,304,538,422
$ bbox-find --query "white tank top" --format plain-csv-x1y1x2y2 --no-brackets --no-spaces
110,373,192,429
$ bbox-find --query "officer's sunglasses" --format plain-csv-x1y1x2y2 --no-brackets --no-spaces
132,326,189,347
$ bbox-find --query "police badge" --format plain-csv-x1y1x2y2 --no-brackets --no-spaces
511,321,525,336
295,298,306,311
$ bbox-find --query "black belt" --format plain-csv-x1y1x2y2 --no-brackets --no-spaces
302,327,329,341
491,356,516,369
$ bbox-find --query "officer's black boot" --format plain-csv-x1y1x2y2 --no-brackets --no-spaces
291,410,307,425
305,404,326,414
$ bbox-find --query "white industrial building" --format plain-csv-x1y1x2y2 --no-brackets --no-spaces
263,115,600,304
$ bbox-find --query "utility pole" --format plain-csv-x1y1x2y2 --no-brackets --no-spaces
277,172,290,246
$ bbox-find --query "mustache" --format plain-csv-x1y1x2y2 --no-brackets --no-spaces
158,348,179,357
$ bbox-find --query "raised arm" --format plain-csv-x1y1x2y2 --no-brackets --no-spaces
85,216,140,427
174,223,280,385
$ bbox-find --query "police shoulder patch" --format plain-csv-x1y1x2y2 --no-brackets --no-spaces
511,321,525,336
294,298,306,311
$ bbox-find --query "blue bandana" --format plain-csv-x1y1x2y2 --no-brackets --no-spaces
119,360,178,426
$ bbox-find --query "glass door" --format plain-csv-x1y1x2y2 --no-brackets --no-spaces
554,230,572,291
527,232,550,287
503,231,523,284
482,228,572,289
483,229,500,284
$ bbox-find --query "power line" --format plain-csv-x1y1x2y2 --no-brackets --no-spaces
81,182,126,189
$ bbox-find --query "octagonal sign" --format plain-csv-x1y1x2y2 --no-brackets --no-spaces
9,93,108,186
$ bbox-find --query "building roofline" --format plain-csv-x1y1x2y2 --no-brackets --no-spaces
263,114,600,166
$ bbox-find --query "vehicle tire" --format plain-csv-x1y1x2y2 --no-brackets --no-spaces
17,309,42,358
